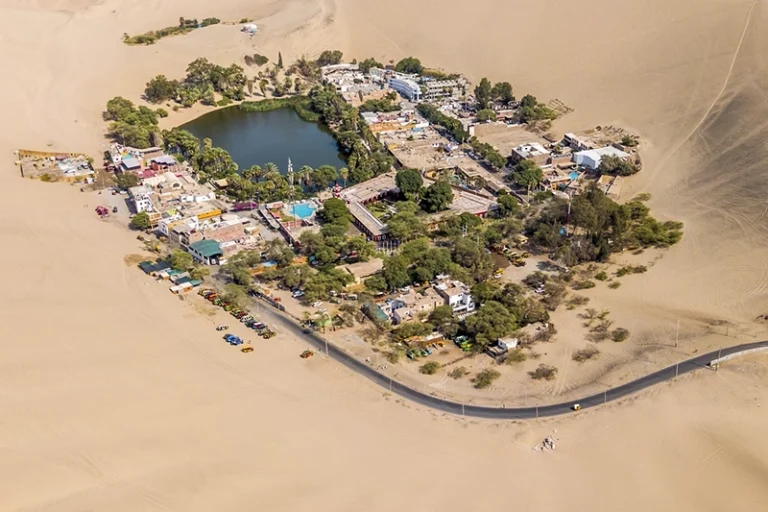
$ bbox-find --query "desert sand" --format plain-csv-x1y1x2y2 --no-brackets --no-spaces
2,0,768,510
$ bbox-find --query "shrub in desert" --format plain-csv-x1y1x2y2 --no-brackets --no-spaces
505,348,527,364
473,369,501,389
419,361,441,375
566,295,590,310
612,328,630,342
448,366,468,380
529,364,558,381
594,271,608,281
572,347,600,363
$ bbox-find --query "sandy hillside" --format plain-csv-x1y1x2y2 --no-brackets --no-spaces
2,0,768,510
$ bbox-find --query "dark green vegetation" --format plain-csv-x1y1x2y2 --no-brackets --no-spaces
526,185,683,266
474,78,514,109
123,17,220,45
416,103,469,142
129,212,151,230
103,97,163,149
394,57,424,74
144,58,247,106
305,84,394,184
518,94,557,123
359,91,401,113
468,137,506,169
598,155,640,176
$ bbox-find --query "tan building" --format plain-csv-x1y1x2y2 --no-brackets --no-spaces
342,258,384,284
510,142,550,166
389,288,443,324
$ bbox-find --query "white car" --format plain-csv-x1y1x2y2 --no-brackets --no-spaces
312,301,323,308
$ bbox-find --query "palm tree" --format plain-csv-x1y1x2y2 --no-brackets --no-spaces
339,167,349,187
242,164,261,182
264,162,279,175
298,165,313,185
259,79,268,97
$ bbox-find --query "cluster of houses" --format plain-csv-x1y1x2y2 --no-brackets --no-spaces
111,143,261,265
322,64,467,105
363,275,475,325
321,63,639,207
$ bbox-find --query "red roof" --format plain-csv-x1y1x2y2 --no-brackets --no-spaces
136,169,156,179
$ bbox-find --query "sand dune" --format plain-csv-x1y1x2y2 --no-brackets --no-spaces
2,0,768,510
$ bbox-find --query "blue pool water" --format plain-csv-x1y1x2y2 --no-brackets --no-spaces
290,203,316,219
569,171,580,181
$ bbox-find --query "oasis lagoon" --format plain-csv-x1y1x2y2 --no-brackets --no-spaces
181,106,346,172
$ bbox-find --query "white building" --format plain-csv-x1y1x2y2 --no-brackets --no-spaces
388,76,422,101
433,278,475,314
511,142,550,166
422,79,462,101
573,146,631,170
128,185,155,213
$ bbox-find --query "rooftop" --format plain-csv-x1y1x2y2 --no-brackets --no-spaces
342,258,384,280
341,172,398,204
189,239,223,258
512,142,550,158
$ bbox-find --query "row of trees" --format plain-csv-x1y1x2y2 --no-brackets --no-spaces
123,17,220,45
307,84,395,184
467,136,506,169
474,78,514,109
144,58,247,106
416,103,469,142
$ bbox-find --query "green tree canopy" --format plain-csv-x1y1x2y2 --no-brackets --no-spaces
358,57,383,73
395,169,423,200
196,138,238,181
386,210,427,241
476,109,496,122
317,50,343,66
170,250,194,271
598,155,639,176
163,128,200,161
420,180,454,213
464,300,518,348
491,81,514,105
318,197,351,226
394,57,423,74
129,212,151,230
145,75,180,103
474,77,493,109
115,172,139,190
497,194,520,217
511,160,543,192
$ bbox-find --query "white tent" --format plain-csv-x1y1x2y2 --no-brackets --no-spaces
242,24,258,33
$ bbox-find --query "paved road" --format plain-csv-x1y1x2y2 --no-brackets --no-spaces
256,300,768,419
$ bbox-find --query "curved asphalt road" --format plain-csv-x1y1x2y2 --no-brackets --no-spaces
257,301,768,419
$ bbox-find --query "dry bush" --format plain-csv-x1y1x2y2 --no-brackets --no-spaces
572,346,600,362
529,364,558,381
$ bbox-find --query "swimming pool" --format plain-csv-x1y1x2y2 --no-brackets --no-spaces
289,203,317,219
569,171,580,181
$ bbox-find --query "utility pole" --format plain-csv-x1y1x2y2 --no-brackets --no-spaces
676,362,679,378
717,347,722,371
675,319,680,347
